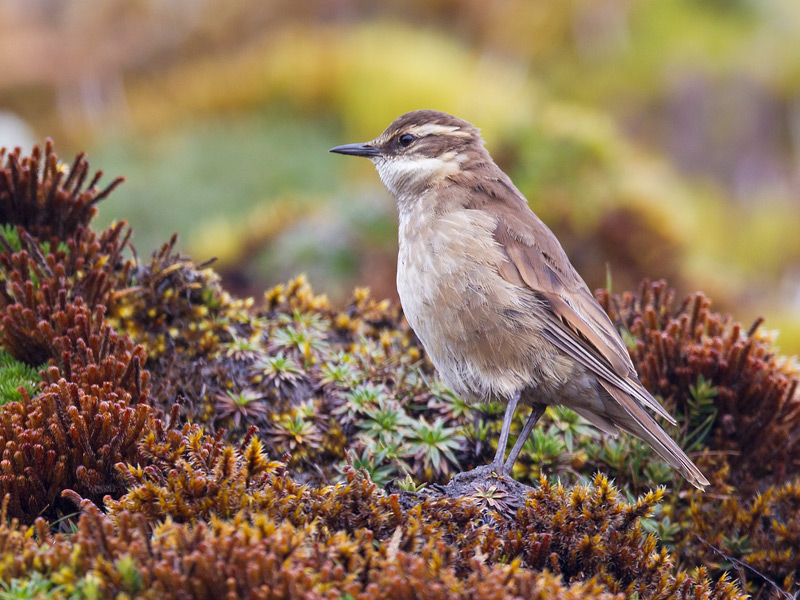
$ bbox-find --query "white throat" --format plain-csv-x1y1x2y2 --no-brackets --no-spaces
372,152,460,205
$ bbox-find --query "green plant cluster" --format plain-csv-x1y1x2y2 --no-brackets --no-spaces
0,141,795,597
0,350,41,406
106,243,473,484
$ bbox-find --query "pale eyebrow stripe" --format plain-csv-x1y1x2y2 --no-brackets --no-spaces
406,124,471,138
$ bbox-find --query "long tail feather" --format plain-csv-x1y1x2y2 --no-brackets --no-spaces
598,381,709,490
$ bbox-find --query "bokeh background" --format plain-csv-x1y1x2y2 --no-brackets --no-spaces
2,0,799,352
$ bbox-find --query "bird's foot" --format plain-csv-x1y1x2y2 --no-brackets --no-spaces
446,463,535,499
448,463,506,487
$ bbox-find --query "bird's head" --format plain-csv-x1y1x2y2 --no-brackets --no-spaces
330,110,489,203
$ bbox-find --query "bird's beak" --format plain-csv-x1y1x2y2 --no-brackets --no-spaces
329,142,382,157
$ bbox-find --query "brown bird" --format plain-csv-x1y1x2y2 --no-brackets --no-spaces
330,110,708,489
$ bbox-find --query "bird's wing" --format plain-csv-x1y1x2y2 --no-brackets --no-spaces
479,179,675,424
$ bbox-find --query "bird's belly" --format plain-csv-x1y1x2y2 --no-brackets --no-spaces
396,209,575,403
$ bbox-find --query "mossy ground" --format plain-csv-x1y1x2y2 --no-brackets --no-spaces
0,142,796,598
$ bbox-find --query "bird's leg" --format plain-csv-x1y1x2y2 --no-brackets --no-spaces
449,392,520,486
501,404,546,475
490,391,521,469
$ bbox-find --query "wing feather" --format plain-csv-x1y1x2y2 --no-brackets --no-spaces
459,165,705,487
472,182,676,424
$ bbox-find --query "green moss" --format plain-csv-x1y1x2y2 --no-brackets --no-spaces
0,572,65,600
0,350,41,406
0,224,21,253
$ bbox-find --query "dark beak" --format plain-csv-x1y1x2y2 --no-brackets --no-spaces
329,142,382,157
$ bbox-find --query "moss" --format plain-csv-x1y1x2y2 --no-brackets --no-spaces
0,349,41,406
3,468,746,600
0,140,124,242
597,280,800,491
683,477,800,596
1,500,629,599
104,422,743,598
596,280,800,597
0,142,165,524
3,140,792,596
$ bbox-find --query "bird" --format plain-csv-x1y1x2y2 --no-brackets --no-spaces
330,109,708,490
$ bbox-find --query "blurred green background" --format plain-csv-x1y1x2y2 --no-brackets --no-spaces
1,0,799,352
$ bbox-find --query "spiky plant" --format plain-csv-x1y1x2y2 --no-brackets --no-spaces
267,413,324,456
270,324,328,365
470,483,514,515
253,352,306,394
222,332,265,362
545,406,596,453
333,382,389,425
403,417,462,479
357,398,413,445
214,389,268,429
320,357,359,388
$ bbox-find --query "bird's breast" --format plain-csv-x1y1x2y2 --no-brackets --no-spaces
396,206,501,323
396,205,563,401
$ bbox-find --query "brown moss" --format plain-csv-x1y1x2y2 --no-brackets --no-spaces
0,466,745,599
0,376,152,524
101,422,745,599
111,424,283,523
681,475,800,597
596,280,800,598
0,240,158,523
1,497,630,599
0,140,124,241
107,234,242,362
597,280,800,490
0,142,172,524
0,224,133,365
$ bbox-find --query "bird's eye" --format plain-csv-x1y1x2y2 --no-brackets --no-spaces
398,133,416,147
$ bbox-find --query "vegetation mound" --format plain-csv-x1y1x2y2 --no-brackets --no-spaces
1,141,795,598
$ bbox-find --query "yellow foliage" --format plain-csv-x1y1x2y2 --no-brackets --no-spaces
125,22,540,143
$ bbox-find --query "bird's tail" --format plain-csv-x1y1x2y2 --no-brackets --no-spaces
598,380,709,490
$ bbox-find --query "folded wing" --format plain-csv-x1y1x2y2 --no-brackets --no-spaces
470,179,708,489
